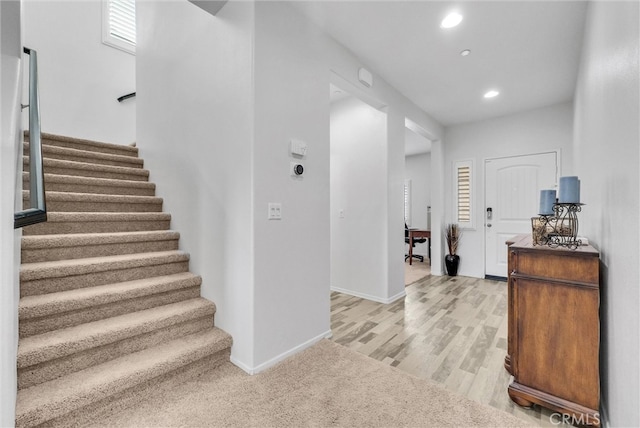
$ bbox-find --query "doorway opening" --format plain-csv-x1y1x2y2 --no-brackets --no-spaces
329,83,389,301
403,119,434,285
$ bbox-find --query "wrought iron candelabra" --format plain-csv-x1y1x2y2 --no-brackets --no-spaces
532,203,583,250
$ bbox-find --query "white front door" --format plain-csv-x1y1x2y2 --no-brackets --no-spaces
484,152,558,278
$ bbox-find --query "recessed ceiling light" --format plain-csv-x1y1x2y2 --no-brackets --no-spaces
441,12,463,29
460,49,471,57
484,90,500,99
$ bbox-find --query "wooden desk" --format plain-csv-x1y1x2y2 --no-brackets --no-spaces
408,229,431,265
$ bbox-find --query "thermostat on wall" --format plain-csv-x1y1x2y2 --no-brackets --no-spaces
290,162,304,176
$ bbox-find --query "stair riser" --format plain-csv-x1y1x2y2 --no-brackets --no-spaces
26,135,138,158
22,239,178,263
20,286,201,338
28,349,230,428
40,153,142,169
24,198,163,213
43,166,147,181
24,179,156,196
18,316,213,390
21,261,190,297
23,219,171,235
43,142,136,158
24,158,149,182
25,146,143,169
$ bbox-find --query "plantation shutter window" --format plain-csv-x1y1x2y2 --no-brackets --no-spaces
454,160,474,229
457,166,470,222
102,0,136,54
404,179,412,226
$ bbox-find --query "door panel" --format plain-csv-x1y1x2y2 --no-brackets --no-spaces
485,152,557,277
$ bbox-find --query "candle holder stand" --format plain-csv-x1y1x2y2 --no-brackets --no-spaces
531,203,583,250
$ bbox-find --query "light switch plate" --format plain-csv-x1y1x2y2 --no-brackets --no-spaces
268,203,282,220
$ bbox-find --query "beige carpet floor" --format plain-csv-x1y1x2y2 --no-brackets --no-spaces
405,258,431,286
95,339,531,428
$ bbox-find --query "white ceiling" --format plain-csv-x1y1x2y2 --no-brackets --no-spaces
293,1,588,126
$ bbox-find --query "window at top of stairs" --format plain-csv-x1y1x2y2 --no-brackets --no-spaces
102,0,136,55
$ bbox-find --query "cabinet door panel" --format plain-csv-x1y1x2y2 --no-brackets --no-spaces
514,277,599,409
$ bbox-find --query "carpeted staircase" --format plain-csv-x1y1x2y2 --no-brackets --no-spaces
16,133,232,427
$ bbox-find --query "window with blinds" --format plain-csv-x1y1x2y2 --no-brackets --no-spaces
454,160,474,228
404,179,412,226
102,0,136,55
457,166,470,222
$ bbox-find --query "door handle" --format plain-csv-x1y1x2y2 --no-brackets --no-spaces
487,224,492,228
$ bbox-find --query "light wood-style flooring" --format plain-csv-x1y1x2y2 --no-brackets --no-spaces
330,274,575,427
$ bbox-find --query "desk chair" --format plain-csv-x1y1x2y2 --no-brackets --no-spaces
405,223,426,263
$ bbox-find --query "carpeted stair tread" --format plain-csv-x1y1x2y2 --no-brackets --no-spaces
20,272,202,320
22,230,179,249
26,131,139,157
21,230,180,263
20,253,191,297
22,212,172,235
17,298,216,368
24,173,156,196
15,327,232,427
25,142,144,169
21,250,189,283
23,190,163,213
24,157,149,181
19,273,202,338
21,230,181,262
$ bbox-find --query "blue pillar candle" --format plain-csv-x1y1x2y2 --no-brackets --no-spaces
559,176,580,203
539,189,557,215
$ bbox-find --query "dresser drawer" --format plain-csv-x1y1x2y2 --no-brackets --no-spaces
511,247,599,286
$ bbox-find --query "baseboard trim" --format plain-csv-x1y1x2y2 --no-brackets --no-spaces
330,286,406,304
229,355,252,374
230,329,332,375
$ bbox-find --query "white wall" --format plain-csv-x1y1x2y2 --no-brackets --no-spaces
443,102,574,277
22,0,135,144
137,0,444,373
330,96,389,302
306,2,444,293
0,0,22,425
250,2,445,367
573,2,639,426
136,0,256,368
252,2,332,368
405,151,431,257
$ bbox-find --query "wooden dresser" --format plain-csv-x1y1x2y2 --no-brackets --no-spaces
505,235,600,426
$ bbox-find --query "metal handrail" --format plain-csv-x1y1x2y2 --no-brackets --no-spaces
14,47,47,228
117,92,136,102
